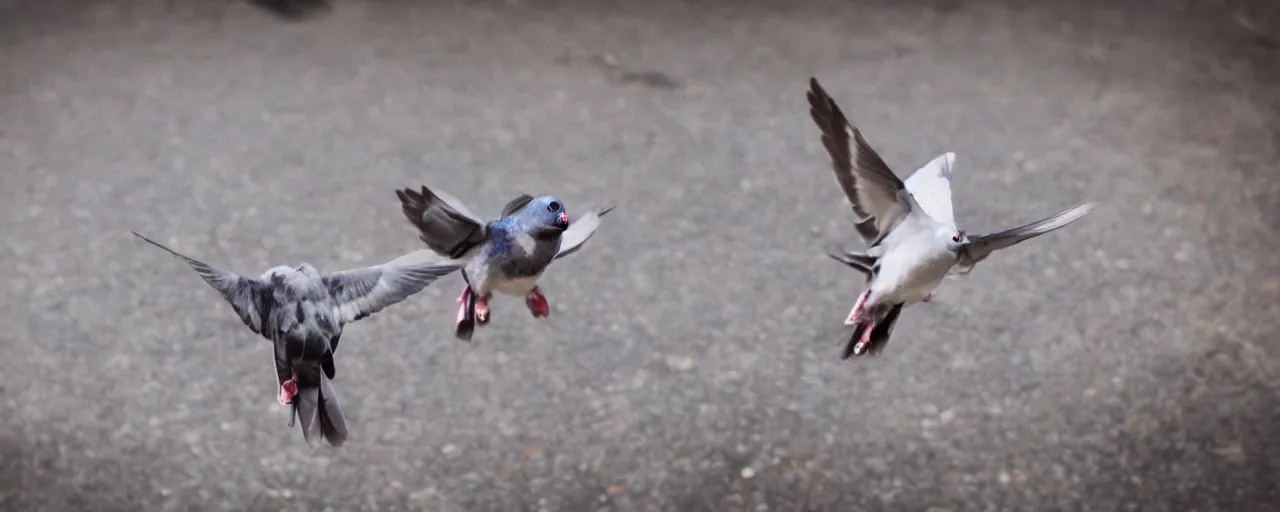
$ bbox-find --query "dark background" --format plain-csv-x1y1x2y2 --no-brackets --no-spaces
1,0,1277,510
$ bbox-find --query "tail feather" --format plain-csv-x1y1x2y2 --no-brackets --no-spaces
317,373,348,446
840,304,904,359
289,366,347,447
455,273,477,342
841,321,870,359
863,304,904,356
292,385,320,445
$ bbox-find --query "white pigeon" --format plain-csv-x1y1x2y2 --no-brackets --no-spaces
807,77,1097,359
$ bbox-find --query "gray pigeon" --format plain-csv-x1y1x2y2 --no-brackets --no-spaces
807,77,1097,359
132,231,461,446
395,186,615,341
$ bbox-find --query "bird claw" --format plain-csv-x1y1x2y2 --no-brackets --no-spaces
852,318,878,356
277,375,297,406
922,293,933,303
475,296,491,324
844,290,870,325
457,286,491,325
525,287,550,318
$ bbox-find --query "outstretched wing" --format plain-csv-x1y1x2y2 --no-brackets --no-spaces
396,185,489,259
324,249,465,325
500,194,535,217
955,203,1097,273
555,205,616,260
807,77,916,246
131,231,273,335
903,152,958,230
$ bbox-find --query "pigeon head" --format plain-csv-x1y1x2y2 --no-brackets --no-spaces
294,263,321,277
938,226,968,252
520,195,570,231
261,263,321,283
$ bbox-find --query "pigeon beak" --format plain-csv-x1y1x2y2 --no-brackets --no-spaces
557,212,569,228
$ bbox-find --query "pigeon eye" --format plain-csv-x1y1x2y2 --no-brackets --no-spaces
951,233,961,242
547,201,561,212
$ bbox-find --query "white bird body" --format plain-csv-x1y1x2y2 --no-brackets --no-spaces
808,77,1097,359
866,218,956,307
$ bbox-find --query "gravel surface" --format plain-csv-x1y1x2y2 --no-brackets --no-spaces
1,0,1277,510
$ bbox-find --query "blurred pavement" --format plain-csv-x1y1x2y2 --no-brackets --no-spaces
1,0,1277,510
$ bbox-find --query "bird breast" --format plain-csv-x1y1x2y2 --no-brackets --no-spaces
492,274,543,296
871,235,955,305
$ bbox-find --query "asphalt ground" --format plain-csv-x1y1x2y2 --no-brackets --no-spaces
1,0,1277,510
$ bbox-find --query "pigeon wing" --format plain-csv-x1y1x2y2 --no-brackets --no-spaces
807,78,915,245
955,202,1097,272
903,152,958,230
131,231,273,336
555,205,616,260
323,249,465,325
396,185,489,259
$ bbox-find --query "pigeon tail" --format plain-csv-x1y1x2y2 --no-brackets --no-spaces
290,366,348,447
841,304,904,359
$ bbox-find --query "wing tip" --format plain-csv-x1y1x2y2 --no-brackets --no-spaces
130,230,179,257
931,152,957,181
1062,201,1099,221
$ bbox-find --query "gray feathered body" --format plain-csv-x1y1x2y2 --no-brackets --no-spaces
464,219,563,297
393,185,614,341
133,231,461,446
260,265,341,389
247,264,349,447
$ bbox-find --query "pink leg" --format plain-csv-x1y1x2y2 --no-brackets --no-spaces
456,286,492,325
277,371,297,406
922,293,933,303
852,317,879,356
844,290,870,325
455,286,471,325
475,294,491,324
525,287,550,318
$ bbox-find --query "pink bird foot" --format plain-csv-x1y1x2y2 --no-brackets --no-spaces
844,290,870,325
851,317,879,356
922,293,933,303
475,294,491,324
455,286,471,323
525,287,550,318
456,286,492,325
277,372,297,406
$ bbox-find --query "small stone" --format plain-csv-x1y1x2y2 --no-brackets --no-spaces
939,408,956,424
409,488,438,503
998,471,1011,484
523,444,545,460
664,354,695,372
1212,443,1245,463
740,467,756,479
441,444,458,455
605,484,628,495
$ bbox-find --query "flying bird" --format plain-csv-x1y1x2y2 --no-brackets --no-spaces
132,231,461,446
395,186,614,341
807,77,1097,359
